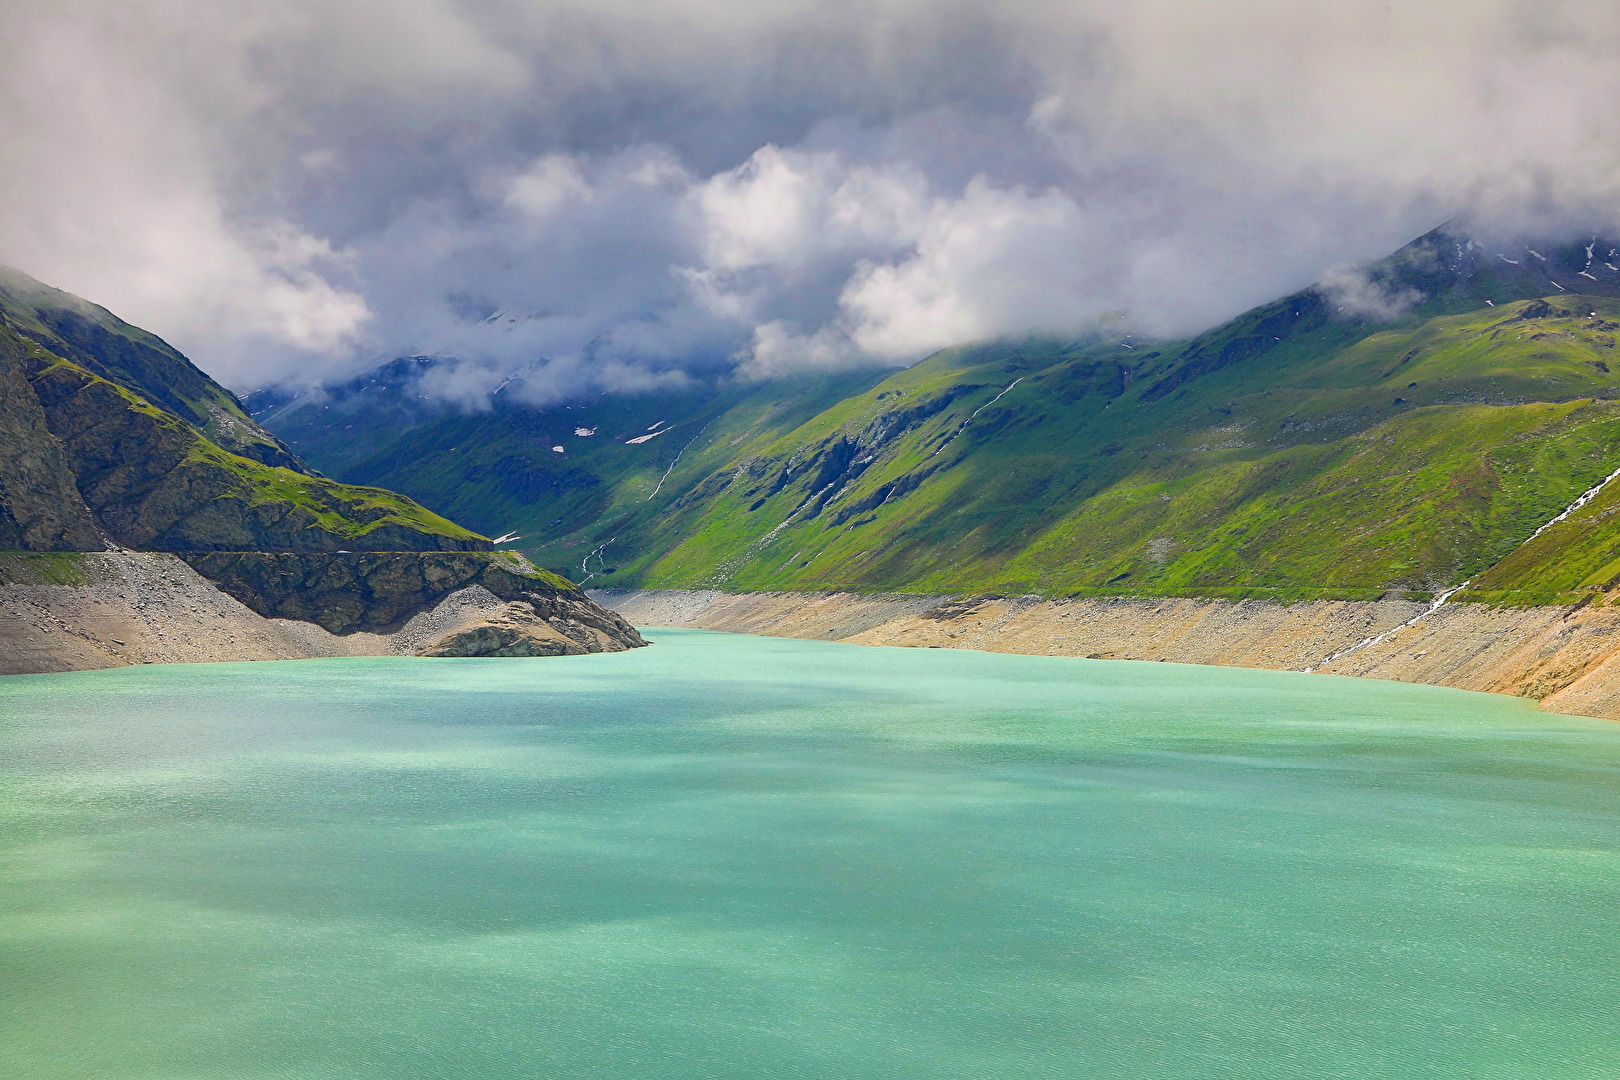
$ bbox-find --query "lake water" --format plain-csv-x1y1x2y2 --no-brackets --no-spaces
2,629,1619,1079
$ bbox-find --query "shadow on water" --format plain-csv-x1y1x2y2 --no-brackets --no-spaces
3,631,1620,1079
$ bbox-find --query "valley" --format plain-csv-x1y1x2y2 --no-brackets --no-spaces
260,229,1620,606
246,229,1620,719
19,227,1620,716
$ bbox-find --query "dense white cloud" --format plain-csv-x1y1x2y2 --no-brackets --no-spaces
1316,263,1426,322
843,179,1098,360
2,0,1620,397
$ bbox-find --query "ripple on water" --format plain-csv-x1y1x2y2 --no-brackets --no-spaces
1,629,1618,1079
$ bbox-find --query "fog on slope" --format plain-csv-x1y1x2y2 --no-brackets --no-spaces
2,0,1620,401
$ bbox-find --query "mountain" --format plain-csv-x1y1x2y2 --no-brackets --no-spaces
0,320,483,555
0,266,643,669
0,266,302,469
257,228,1620,608
250,361,891,564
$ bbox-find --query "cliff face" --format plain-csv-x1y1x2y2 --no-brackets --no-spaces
183,550,642,641
0,333,107,551
0,271,645,672
0,264,301,469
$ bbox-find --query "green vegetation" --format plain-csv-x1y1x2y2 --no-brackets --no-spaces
263,230,1620,603
14,341,487,553
183,439,483,546
591,305,1620,599
264,368,891,570
0,551,97,586
0,264,304,467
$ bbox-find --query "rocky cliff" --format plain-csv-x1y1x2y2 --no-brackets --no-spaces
183,550,641,644
0,332,107,551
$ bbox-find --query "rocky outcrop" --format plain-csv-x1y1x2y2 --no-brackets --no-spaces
418,599,635,656
179,550,640,639
0,334,107,551
0,553,643,674
592,588,1620,721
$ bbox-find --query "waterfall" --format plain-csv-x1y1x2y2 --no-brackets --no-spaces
928,377,1025,459
1304,462,1620,671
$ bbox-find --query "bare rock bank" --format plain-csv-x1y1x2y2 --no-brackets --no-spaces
1,552,644,675
591,589,1620,721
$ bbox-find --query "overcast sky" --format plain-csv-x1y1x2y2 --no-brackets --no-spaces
3,0,1618,402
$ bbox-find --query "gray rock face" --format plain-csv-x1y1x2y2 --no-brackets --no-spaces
0,334,107,551
418,599,641,657
181,550,647,651
424,621,564,656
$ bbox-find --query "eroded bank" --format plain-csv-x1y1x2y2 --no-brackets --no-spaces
593,589,1620,720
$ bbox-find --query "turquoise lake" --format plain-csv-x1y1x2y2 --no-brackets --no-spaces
2,628,1619,1078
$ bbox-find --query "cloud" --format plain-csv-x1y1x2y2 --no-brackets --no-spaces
842,179,1101,360
3,0,1620,398
1317,264,1425,322
502,155,594,220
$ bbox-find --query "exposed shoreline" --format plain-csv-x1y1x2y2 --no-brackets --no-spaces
12,563,1617,723
591,588,1620,721
0,552,642,675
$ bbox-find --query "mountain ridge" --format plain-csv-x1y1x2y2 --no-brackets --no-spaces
0,265,304,469
258,227,1620,608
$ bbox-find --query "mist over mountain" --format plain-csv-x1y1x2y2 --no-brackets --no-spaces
250,227,1620,608
6,0,1620,402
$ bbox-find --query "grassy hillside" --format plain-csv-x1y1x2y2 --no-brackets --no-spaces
581,298,1620,599
256,366,892,560
5,326,485,553
260,228,1620,601
0,265,302,469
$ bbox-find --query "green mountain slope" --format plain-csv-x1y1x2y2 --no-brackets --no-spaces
0,265,303,469
0,273,648,660
254,364,891,555
2,325,485,553
259,228,1620,604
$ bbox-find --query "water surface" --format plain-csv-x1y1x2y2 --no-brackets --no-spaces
2,629,1618,1078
